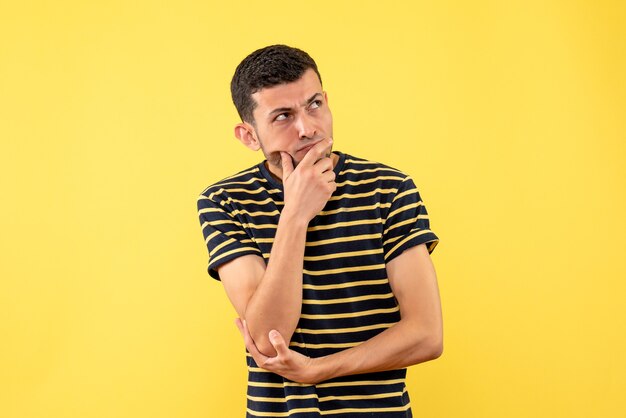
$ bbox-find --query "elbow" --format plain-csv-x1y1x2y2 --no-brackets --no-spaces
413,330,443,363
249,326,295,358
255,339,278,358
421,318,444,361
424,330,444,360
249,329,278,358
427,336,444,360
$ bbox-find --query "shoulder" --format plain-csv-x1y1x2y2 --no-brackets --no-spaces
197,163,269,202
341,152,408,176
339,152,412,186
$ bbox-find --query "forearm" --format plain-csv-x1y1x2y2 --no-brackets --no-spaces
235,244,443,385
309,244,444,382
244,207,308,356
311,317,443,382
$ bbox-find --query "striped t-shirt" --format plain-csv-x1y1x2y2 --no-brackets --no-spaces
197,151,439,417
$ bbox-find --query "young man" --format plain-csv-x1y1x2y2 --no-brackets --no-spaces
197,45,443,417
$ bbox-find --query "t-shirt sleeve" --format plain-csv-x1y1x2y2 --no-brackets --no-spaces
197,194,262,280
382,176,439,263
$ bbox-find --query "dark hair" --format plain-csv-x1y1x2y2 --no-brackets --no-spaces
230,44,322,124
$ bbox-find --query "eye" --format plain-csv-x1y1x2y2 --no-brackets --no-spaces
309,99,322,110
274,113,289,122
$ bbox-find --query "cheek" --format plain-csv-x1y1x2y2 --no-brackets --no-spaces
271,131,297,150
323,111,333,130
258,133,288,165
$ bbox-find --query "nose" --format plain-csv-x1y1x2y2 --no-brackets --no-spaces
294,112,317,140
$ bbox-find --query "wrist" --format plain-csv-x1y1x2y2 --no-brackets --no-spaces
308,356,333,384
280,205,310,228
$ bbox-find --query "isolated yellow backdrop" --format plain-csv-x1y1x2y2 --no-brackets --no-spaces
1,1,625,417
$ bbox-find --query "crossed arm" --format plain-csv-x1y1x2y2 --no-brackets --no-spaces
219,242,443,384
215,139,442,382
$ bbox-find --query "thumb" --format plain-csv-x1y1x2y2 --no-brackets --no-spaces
280,152,294,179
268,329,289,357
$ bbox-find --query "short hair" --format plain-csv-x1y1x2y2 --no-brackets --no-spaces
230,44,322,124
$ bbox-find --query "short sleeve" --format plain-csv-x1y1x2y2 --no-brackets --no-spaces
382,177,439,263
197,194,262,280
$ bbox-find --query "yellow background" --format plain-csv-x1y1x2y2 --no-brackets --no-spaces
1,0,625,417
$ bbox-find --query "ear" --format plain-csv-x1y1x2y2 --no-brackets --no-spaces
234,122,261,151
323,91,329,104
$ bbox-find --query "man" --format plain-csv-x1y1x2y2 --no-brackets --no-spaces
197,44,442,417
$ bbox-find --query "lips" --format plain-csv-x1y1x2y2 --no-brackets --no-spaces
297,140,322,153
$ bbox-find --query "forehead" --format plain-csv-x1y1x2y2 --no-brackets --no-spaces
251,68,322,114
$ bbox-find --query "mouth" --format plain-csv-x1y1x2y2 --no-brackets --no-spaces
297,140,323,153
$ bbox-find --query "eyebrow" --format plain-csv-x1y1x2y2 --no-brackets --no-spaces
268,93,323,117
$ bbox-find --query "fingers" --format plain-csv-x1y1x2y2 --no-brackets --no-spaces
322,169,336,183
235,318,252,347
300,137,333,167
235,319,268,363
314,157,334,174
280,152,294,178
235,318,243,333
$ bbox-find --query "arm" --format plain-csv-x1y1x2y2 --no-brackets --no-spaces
218,138,336,357
236,243,443,383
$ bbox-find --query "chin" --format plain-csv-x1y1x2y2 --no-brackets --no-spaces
265,152,282,167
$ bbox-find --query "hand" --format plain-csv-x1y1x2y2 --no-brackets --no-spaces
280,137,336,223
235,318,322,384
